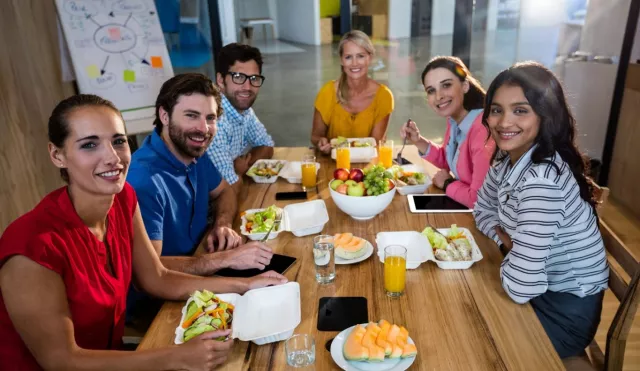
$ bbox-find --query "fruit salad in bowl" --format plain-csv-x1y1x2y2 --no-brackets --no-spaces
329,165,396,220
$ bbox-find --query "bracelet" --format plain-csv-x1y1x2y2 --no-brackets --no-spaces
442,178,456,192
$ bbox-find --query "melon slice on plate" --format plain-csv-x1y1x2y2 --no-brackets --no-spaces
334,233,368,260
343,325,369,361
342,320,418,363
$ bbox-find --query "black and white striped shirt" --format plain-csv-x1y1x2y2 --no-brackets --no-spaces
474,146,609,304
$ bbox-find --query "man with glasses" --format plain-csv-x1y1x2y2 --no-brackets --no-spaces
206,43,274,190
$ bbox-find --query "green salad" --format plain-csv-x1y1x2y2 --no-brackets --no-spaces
243,205,282,233
181,289,234,342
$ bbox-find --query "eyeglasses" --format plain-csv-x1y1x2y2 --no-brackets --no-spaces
226,71,265,87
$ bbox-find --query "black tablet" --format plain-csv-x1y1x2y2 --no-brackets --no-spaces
215,254,296,278
407,194,473,213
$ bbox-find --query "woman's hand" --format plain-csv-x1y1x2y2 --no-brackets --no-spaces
495,226,513,253
316,137,332,155
177,330,234,371
400,120,421,143
432,169,453,189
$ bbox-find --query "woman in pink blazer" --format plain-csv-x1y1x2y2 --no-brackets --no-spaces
401,56,495,208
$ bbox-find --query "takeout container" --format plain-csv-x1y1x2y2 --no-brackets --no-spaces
394,164,431,196
376,228,483,269
241,200,329,240
175,282,301,345
278,161,321,184
329,186,396,221
246,159,288,184
330,137,378,163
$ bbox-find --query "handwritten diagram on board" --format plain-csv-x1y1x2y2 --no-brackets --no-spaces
56,0,174,119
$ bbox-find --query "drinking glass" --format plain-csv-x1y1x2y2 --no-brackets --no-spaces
313,235,336,284
384,245,407,297
379,139,394,169
285,334,315,367
301,155,317,192
336,141,351,170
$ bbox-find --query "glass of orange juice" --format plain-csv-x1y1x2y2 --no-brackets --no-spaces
379,140,394,169
384,245,407,297
336,141,350,170
301,155,317,192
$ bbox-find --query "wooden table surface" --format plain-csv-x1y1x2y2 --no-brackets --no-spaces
138,146,563,370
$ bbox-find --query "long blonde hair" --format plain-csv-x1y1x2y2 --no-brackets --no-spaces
337,30,375,104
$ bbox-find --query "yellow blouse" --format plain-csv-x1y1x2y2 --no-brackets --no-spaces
314,80,394,139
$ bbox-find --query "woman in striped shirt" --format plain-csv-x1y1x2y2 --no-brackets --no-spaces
474,62,609,361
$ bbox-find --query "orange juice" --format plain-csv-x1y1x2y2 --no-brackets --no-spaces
379,146,393,168
336,147,350,170
384,256,406,295
301,162,317,190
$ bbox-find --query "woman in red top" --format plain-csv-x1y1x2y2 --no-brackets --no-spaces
0,95,287,371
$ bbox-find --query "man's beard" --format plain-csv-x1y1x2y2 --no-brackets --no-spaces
224,88,257,111
168,119,214,159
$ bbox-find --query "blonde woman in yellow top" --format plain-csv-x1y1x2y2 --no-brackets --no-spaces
311,30,394,154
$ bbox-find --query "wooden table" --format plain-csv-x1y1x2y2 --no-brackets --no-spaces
138,146,563,370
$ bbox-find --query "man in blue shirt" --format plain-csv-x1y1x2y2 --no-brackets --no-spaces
128,73,273,275
205,43,274,192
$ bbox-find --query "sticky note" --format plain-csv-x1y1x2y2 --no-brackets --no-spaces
86,64,100,78
123,69,136,82
108,27,121,40
150,56,163,68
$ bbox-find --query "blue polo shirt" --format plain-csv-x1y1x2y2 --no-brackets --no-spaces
127,130,222,256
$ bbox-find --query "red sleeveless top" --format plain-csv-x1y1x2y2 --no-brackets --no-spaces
0,183,136,370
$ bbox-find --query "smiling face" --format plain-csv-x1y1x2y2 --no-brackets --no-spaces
486,84,540,163
217,60,260,111
49,106,130,196
340,41,371,79
160,93,218,162
423,67,469,119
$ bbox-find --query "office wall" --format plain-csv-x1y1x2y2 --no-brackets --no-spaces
218,0,237,45
431,0,454,36
320,0,340,17
0,0,75,232
276,0,320,45
388,0,412,39
580,0,630,57
234,0,278,40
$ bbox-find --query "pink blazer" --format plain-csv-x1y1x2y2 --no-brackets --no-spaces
422,114,495,208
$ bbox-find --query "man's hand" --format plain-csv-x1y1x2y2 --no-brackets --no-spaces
245,270,288,291
233,153,252,176
432,169,453,189
495,226,513,253
218,241,273,270
317,137,332,155
206,225,242,252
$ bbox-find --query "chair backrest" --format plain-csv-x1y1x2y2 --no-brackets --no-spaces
590,182,640,371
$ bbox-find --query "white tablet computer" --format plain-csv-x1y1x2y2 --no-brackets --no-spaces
407,194,473,213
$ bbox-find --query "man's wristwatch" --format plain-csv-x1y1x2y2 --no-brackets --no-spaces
442,178,457,192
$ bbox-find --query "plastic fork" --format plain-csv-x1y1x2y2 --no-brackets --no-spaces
396,118,411,165
261,209,283,242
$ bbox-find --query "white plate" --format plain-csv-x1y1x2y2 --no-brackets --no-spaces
278,161,321,184
335,240,374,265
330,324,417,371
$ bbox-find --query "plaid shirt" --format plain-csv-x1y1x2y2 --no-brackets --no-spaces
205,95,274,184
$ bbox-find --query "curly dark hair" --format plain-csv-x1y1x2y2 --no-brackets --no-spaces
48,94,122,182
482,61,596,208
421,56,486,111
153,73,222,131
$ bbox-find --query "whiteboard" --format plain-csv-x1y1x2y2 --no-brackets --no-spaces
55,0,174,120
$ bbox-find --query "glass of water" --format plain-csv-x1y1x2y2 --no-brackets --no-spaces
313,235,336,284
285,334,315,367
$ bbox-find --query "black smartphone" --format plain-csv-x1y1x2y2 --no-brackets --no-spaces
397,157,413,165
275,191,308,201
317,297,368,331
215,254,297,278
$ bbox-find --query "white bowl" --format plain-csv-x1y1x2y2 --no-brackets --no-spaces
329,186,396,221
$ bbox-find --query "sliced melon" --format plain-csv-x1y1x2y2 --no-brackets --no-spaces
401,343,418,358
378,319,391,332
333,233,353,245
390,344,403,359
366,344,386,362
387,324,400,344
343,325,369,361
335,236,367,260
376,327,393,356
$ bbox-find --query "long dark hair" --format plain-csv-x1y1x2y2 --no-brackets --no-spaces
421,56,485,111
482,61,596,208
48,94,122,182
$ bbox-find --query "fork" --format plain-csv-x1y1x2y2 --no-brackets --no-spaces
396,118,411,165
424,223,451,243
261,209,283,242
